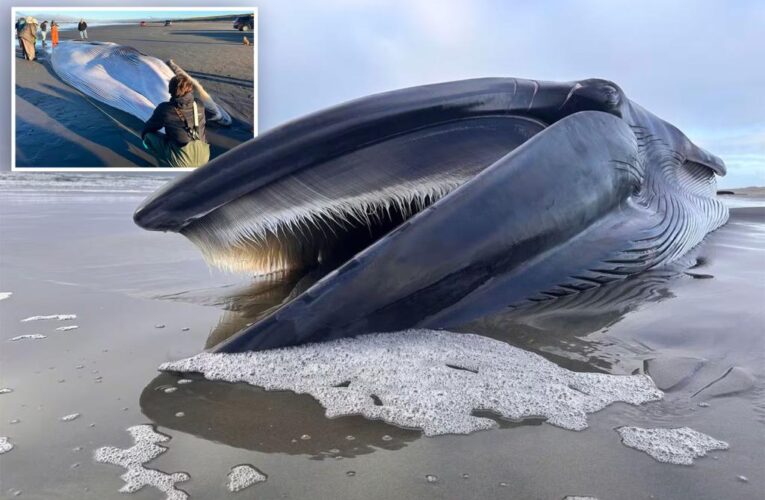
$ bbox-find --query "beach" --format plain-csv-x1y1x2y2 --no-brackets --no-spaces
14,21,255,168
0,175,762,499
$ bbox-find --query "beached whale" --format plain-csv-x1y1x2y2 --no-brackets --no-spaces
50,41,231,125
134,77,729,352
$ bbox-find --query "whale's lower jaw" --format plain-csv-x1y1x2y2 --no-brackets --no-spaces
133,77,728,352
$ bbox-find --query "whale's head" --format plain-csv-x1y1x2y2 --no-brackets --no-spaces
134,77,726,351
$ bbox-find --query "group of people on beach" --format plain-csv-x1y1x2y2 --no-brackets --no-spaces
15,18,89,61
15,17,54,61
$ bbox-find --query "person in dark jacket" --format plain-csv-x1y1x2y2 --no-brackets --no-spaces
15,18,25,56
78,19,88,39
141,74,210,168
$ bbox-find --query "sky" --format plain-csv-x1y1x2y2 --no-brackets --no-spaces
4,0,764,186
251,0,765,188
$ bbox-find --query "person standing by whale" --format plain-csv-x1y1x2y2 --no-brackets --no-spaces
18,17,38,61
39,20,48,48
78,19,88,40
15,18,25,55
141,74,210,168
51,21,59,48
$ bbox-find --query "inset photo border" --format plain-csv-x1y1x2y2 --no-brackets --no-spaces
11,6,258,171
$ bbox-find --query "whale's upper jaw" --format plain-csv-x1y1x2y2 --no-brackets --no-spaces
133,77,727,352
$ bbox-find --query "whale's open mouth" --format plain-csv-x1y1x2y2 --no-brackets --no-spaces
135,77,561,277
182,171,466,275
178,114,545,275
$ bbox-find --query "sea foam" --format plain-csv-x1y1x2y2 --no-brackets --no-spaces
227,464,267,492
617,426,729,465
20,314,76,322
0,436,13,454
161,330,663,436
95,425,189,500
9,334,46,341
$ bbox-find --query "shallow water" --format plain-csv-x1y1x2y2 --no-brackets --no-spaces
0,177,762,499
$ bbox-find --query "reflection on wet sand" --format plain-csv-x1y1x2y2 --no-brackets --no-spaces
149,272,423,459
140,371,418,459
154,268,327,350
454,265,690,374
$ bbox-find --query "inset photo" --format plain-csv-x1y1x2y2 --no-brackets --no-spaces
11,7,257,170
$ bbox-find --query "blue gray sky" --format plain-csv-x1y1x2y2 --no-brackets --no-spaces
254,0,764,188
5,0,763,186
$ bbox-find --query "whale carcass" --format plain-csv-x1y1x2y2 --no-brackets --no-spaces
134,77,728,352
50,41,231,125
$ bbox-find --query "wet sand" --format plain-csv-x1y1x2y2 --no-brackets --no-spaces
0,175,762,499
14,22,255,168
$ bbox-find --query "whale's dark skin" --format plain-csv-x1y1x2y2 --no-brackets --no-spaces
134,78,728,352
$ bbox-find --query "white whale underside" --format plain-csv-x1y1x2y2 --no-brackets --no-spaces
51,41,175,123
50,41,230,124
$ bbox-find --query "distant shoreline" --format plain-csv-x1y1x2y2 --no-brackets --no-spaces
27,18,250,33
718,186,765,196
